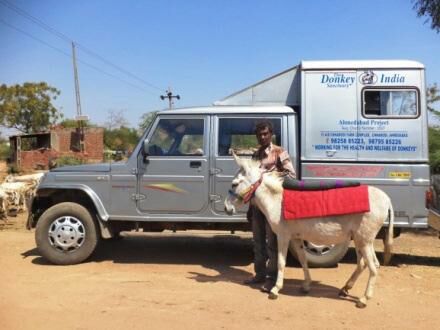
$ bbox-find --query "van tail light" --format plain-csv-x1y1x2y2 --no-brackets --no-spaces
426,188,433,209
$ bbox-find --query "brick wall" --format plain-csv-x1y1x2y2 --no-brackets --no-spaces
19,149,57,170
84,128,104,159
13,127,105,170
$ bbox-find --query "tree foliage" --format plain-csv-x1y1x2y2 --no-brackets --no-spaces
427,83,440,117
59,118,93,128
0,82,62,133
429,126,440,173
104,126,139,152
413,0,440,32
0,135,9,160
102,110,138,156
139,111,158,132
427,83,440,172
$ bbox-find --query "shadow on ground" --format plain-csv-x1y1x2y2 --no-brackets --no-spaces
341,247,440,268
21,233,440,305
22,234,254,267
22,231,440,270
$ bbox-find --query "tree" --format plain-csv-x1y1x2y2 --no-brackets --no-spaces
427,83,440,117
0,134,8,160
426,83,440,172
429,126,440,173
0,82,62,133
413,0,440,32
104,109,129,130
104,126,139,152
139,111,158,132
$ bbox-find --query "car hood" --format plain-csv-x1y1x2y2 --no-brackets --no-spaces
50,163,111,172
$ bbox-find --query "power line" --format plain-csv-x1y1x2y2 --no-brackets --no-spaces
0,0,71,43
76,46,163,92
0,18,158,95
0,0,165,92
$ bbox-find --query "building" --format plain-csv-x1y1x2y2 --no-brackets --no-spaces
9,127,104,170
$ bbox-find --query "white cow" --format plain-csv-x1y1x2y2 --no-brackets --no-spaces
0,188,8,219
0,182,29,213
5,173,45,186
224,154,394,308
1,173,44,214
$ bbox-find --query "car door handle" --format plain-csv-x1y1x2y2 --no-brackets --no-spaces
190,161,202,168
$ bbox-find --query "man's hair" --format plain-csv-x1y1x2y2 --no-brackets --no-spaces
255,120,273,134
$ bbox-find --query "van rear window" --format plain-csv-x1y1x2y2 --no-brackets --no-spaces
363,89,418,118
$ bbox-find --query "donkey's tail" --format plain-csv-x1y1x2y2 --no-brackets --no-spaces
383,198,394,266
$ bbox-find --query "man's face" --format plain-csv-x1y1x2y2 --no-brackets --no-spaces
256,127,272,148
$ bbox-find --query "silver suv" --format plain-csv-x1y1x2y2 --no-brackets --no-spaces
29,106,312,265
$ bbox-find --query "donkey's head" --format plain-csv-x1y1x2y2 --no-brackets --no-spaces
224,152,260,215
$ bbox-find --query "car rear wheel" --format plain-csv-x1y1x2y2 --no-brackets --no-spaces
289,240,350,268
35,202,99,265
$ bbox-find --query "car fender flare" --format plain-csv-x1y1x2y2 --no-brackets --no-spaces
34,184,110,222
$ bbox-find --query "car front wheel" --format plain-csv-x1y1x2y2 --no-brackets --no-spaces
35,202,99,265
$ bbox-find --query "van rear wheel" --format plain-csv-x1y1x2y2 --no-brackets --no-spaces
35,202,99,265
289,240,350,268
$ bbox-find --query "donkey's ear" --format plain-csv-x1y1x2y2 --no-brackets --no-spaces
231,150,241,166
232,151,250,172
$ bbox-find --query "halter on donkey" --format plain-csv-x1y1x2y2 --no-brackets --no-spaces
224,152,394,308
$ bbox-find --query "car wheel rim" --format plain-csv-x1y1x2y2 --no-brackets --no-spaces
304,241,335,256
48,216,85,252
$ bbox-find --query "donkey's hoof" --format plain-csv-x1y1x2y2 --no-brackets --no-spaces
339,288,349,297
268,292,278,300
356,299,367,308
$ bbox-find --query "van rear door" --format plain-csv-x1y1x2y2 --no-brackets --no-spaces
302,70,358,161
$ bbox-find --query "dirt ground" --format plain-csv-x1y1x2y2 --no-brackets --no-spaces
1,161,440,329
0,212,439,330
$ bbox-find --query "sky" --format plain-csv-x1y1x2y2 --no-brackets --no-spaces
0,0,439,135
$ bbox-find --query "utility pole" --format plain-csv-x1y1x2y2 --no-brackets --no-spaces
160,87,180,109
71,42,88,151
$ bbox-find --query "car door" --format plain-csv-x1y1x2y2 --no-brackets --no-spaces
137,115,210,214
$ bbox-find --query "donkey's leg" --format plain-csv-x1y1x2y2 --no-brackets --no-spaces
269,231,290,300
371,244,380,269
339,245,367,297
339,244,367,297
356,243,378,308
292,238,311,293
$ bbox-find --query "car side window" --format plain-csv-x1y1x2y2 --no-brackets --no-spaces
147,118,204,156
363,89,418,117
218,117,282,156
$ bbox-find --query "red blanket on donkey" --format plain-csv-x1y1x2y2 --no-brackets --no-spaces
283,185,370,220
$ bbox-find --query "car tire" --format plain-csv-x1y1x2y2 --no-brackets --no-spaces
289,240,350,268
35,202,99,265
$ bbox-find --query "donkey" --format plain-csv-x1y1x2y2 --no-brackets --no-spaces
224,154,394,308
